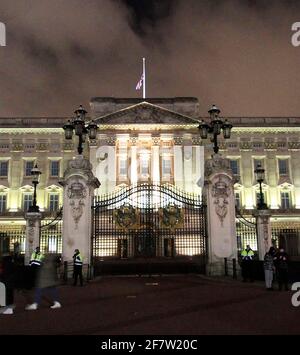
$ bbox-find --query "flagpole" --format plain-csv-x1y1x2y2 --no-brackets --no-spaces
143,57,146,99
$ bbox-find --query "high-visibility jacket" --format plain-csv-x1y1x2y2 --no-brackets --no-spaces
30,251,44,266
241,249,254,261
73,253,83,267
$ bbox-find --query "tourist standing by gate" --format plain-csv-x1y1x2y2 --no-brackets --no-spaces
274,247,289,291
73,249,83,286
263,247,276,290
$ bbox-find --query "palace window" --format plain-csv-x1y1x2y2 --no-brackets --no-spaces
229,159,240,176
0,161,8,177
23,193,33,211
278,159,289,176
0,194,7,213
119,157,127,176
140,156,149,176
162,158,172,175
49,193,59,212
281,192,291,209
50,161,60,177
25,161,34,177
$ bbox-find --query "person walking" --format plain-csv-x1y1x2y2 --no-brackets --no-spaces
0,253,16,315
274,247,289,291
73,249,83,286
241,245,255,282
263,246,276,290
25,254,62,310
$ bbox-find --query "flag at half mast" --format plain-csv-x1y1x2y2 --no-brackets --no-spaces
135,74,144,90
135,58,146,99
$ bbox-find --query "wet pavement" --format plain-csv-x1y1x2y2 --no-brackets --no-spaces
0,275,299,335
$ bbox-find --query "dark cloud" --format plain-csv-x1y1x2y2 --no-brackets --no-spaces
0,0,300,117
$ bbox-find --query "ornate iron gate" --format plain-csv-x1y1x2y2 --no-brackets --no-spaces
92,184,207,263
235,208,258,253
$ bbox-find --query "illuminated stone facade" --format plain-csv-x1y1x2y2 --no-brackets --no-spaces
0,97,300,255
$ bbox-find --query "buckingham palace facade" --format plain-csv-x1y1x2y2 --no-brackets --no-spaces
0,97,300,259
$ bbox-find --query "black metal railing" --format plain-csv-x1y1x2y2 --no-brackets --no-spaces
235,207,258,253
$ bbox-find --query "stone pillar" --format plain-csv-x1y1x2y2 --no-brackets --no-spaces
151,136,160,184
59,155,100,266
253,209,272,260
192,136,204,194
173,136,184,189
183,144,193,193
89,142,98,176
25,212,42,265
204,153,237,276
130,137,138,185
107,142,116,192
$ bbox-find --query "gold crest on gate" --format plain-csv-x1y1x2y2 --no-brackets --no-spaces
159,204,183,231
114,204,139,231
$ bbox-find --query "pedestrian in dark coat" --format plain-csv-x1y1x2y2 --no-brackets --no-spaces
274,247,289,291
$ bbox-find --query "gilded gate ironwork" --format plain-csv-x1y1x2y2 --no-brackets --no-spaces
92,183,207,263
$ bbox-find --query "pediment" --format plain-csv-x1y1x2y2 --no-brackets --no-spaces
278,176,293,188
93,102,199,126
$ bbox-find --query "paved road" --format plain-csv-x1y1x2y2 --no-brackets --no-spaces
0,275,299,335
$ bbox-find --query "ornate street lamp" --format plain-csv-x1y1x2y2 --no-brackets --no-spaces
28,164,42,212
254,163,268,210
63,105,98,155
198,104,233,154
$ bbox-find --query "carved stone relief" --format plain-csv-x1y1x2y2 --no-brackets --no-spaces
27,219,35,244
211,177,231,226
67,180,87,229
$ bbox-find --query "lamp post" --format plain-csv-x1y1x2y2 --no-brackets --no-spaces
63,105,98,155
28,164,41,212
198,104,233,154
254,163,268,210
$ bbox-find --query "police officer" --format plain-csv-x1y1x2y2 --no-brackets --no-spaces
30,246,44,267
241,245,255,282
72,249,83,286
29,246,44,289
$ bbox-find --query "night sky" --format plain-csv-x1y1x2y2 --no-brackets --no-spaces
0,0,300,117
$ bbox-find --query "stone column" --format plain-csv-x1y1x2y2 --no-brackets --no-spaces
183,143,193,193
59,155,100,266
107,136,116,192
192,136,204,194
253,209,272,260
25,212,42,265
89,140,98,176
204,153,237,276
130,136,138,185
173,136,183,190
151,136,160,184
